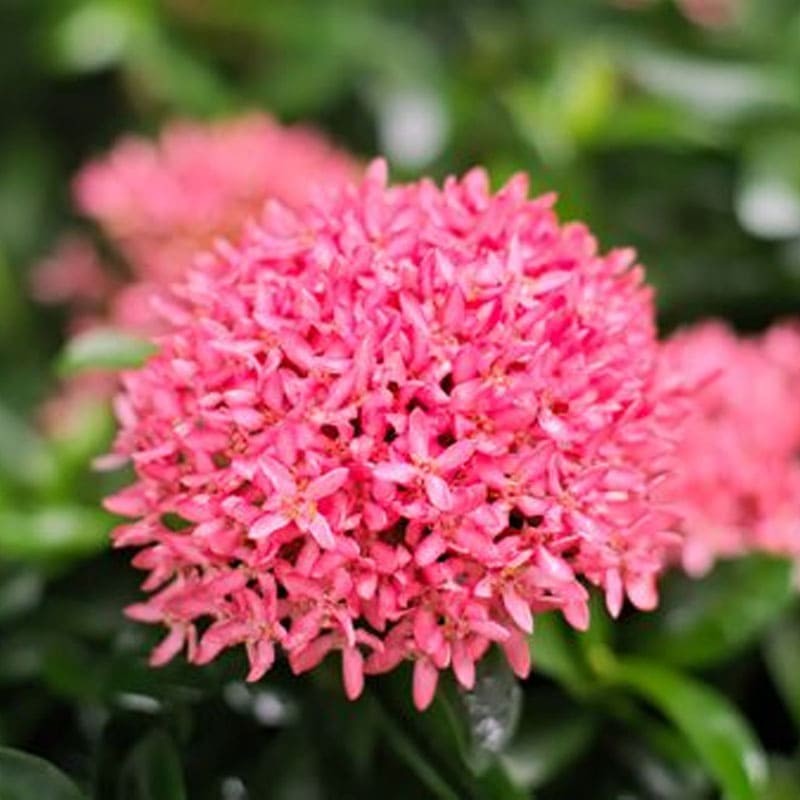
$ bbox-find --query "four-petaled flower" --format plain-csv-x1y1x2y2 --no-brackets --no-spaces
373,408,474,511
250,459,349,549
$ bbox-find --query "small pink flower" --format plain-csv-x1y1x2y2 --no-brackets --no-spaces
250,461,349,549
106,159,680,710
374,408,474,512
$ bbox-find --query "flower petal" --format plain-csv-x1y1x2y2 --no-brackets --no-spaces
407,407,430,459
308,513,336,549
425,474,453,511
435,440,474,473
373,461,417,485
259,456,297,495
502,630,532,678
452,642,476,690
415,531,447,567
150,625,186,667
413,658,439,711
246,639,275,682
342,647,365,700
307,467,350,499
502,585,533,633
249,512,290,540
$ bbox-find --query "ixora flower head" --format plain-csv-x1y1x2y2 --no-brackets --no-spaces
663,320,800,576
105,160,680,710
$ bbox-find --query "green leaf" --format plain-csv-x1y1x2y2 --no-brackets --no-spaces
374,702,461,800
117,730,187,800
621,556,794,668
529,612,592,692
49,1,146,74
0,506,112,561
0,747,86,800
761,757,800,800
0,403,56,490
58,329,157,376
625,50,795,121
458,650,522,772
763,614,800,731
376,661,524,800
0,568,42,622
501,692,597,789
604,656,767,800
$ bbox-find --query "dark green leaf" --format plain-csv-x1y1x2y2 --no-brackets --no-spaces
0,747,86,800
501,692,597,789
530,611,592,693
374,703,461,800
459,650,522,771
58,329,157,376
763,613,800,731
606,656,767,800
621,556,794,668
117,730,187,800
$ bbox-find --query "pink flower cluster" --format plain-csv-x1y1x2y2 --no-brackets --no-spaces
33,113,358,334
32,114,358,437
74,112,359,286
663,321,800,575
106,160,680,709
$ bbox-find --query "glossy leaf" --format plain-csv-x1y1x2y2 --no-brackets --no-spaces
117,730,187,800
459,650,522,770
0,506,112,560
607,657,767,800
501,693,597,789
58,329,157,376
529,612,592,693
0,747,86,800
622,556,794,668
763,614,800,731
375,703,461,800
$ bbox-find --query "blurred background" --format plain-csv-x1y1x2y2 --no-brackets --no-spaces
1,1,800,798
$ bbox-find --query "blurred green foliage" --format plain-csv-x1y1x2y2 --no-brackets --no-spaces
1,0,800,797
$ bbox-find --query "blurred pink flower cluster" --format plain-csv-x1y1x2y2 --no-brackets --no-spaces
73,113,359,287
104,160,681,708
33,114,359,437
36,114,358,333
663,321,800,576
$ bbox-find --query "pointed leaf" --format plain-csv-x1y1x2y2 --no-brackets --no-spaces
607,657,767,800
763,615,800,732
0,506,111,561
117,730,186,800
0,747,86,800
501,692,597,789
58,329,157,375
460,650,522,769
